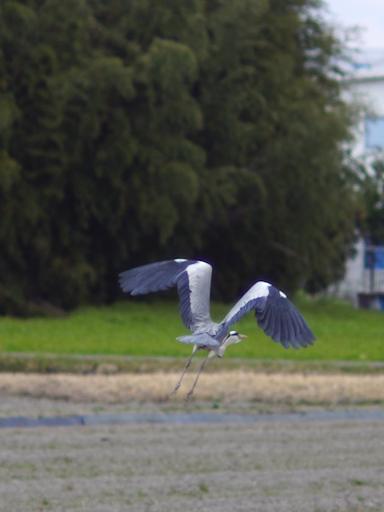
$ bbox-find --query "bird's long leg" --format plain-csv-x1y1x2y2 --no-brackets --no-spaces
168,345,198,397
185,351,216,401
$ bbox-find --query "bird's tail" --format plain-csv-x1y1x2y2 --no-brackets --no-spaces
177,333,219,348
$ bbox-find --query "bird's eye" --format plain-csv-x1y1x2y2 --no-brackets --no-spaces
229,330,238,336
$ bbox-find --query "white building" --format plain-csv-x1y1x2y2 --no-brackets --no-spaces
330,49,384,308
343,49,384,160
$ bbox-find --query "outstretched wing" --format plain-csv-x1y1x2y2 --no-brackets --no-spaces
218,281,315,348
119,259,213,332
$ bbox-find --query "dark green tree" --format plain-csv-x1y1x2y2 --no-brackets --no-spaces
0,0,359,314
196,0,357,296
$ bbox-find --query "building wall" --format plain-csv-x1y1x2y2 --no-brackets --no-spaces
329,238,384,306
344,78,384,158
329,238,365,305
330,53,384,305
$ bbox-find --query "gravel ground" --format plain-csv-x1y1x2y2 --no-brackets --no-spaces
0,411,383,512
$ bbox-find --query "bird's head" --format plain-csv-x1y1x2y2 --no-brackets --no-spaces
225,330,247,345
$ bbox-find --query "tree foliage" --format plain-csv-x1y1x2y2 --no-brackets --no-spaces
0,0,357,314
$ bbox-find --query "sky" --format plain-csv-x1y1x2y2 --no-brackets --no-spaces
324,0,384,49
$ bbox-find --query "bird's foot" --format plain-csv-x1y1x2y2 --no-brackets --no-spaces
185,390,194,402
167,384,180,399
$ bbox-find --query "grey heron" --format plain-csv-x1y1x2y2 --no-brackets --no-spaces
119,259,315,399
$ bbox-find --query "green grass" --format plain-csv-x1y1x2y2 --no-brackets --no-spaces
0,295,383,361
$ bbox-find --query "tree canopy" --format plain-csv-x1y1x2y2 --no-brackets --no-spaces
0,0,357,314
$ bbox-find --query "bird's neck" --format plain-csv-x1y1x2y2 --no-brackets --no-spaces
217,336,238,357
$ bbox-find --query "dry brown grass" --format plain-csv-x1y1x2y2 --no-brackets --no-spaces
0,370,383,405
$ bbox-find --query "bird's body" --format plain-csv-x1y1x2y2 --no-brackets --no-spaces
119,259,315,398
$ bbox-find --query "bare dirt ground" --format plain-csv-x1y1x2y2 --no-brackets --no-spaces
0,371,384,512
0,412,383,512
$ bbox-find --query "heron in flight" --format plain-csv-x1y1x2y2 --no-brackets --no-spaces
119,259,315,399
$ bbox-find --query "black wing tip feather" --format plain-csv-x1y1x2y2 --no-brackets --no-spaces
118,259,194,295
273,325,315,349
267,327,315,349
256,293,315,349
267,320,315,349
118,271,133,293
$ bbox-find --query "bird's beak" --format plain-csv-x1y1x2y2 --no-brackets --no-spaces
239,334,247,340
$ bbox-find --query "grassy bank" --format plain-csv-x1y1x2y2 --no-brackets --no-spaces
0,296,383,363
